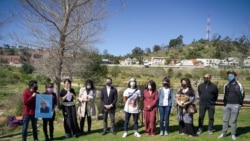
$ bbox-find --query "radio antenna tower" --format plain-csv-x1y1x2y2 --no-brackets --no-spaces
206,15,210,41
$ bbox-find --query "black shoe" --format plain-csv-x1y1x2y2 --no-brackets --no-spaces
102,132,107,135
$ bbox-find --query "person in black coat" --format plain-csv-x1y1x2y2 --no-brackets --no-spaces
197,73,218,135
100,77,118,135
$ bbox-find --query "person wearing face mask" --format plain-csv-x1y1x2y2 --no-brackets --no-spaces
176,78,196,137
158,77,174,136
60,79,80,138
122,77,142,138
42,83,57,141
78,79,96,135
22,80,39,141
196,73,218,135
100,77,117,135
218,71,245,141
143,80,158,136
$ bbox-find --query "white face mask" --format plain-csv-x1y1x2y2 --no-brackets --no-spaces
130,82,136,88
86,85,91,89
148,85,152,90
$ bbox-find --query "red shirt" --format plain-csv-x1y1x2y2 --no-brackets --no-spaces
143,89,158,111
22,89,36,116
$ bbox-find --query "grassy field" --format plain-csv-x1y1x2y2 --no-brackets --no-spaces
0,106,249,141
0,66,250,141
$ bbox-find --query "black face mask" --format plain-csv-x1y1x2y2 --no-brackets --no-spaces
204,78,209,84
162,82,169,87
106,82,112,86
33,86,38,92
181,84,187,88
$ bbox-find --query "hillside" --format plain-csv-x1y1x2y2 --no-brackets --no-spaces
136,38,250,64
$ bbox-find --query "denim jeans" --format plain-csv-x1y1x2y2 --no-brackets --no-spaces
124,112,139,132
22,115,38,141
158,106,171,132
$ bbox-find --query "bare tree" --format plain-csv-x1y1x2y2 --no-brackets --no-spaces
16,0,126,107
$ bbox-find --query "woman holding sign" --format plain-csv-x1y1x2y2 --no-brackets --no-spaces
42,83,57,141
60,79,80,138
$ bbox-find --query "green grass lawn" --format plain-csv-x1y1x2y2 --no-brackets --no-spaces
1,106,249,141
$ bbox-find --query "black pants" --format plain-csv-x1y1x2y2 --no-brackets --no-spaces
198,105,215,131
62,105,80,136
43,112,55,140
80,111,92,133
103,109,115,133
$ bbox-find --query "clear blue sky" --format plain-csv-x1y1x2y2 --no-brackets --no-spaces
1,0,250,56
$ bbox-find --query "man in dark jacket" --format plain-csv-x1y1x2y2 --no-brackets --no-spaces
100,77,118,135
22,80,39,141
197,73,218,135
218,71,245,141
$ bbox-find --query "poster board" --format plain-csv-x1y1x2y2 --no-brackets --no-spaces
35,94,53,118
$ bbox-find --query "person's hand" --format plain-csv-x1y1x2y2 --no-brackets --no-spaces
147,105,151,110
32,92,36,97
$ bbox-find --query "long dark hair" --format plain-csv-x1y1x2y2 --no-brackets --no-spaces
181,77,194,93
85,79,95,90
147,80,157,92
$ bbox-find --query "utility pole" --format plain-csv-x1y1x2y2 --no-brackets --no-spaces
206,15,211,41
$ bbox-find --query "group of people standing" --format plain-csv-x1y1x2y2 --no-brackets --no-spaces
21,71,244,141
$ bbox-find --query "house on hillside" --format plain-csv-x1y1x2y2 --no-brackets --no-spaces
219,57,240,67
151,57,166,65
196,58,220,67
122,57,138,65
243,56,250,66
180,59,194,66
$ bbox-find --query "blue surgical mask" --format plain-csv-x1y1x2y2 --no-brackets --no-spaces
228,76,235,82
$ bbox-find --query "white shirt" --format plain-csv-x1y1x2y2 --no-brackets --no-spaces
106,86,111,97
163,88,170,106
123,88,141,113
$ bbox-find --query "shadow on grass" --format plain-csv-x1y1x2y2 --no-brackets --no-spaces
236,126,250,136
0,131,33,140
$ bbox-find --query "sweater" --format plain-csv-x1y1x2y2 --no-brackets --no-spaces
22,89,36,116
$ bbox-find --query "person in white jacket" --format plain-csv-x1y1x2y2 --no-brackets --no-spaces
78,79,96,135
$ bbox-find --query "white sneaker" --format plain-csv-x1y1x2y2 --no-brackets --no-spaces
218,133,225,139
232,135,237,141
164,131,168,136
122,132,128,138
134,132,141,137
159,131,163,136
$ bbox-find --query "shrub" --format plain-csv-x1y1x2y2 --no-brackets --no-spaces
246,77,250,81
184,73,192,78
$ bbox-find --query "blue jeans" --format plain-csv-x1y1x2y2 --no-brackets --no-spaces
22,115,38,141
124,112,139,132
159,106,172,132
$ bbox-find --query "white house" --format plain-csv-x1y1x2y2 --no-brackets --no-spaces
243,56,250,66
151,57,166,65
196,58,220,66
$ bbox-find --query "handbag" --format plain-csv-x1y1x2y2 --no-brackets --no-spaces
187,104,197,114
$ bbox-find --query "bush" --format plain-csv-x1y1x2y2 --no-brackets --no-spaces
184,73,192,78
246,77,250,81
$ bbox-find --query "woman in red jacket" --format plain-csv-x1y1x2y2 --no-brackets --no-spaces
143,80,159,136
